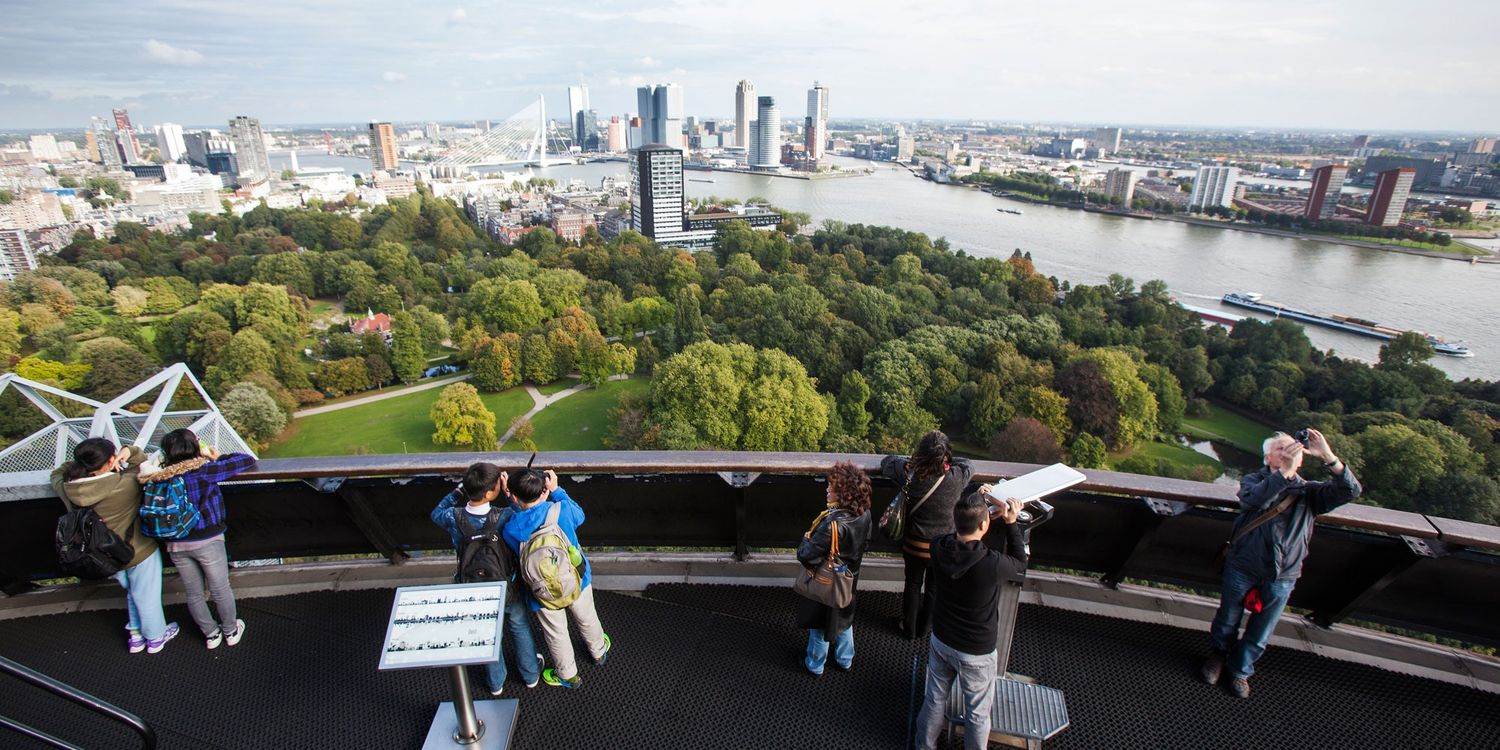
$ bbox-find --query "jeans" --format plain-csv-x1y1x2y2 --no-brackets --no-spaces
805,627,854,674
168,537,237,637
902,551,934,637
486,597,542,691
113,549,166,641
915,635,997,750
534,585,608,681
1209,564,1296,679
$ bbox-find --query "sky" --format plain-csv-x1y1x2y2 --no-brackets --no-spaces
1,0,1497,133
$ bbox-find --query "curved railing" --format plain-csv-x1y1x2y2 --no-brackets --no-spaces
2,452,1496,646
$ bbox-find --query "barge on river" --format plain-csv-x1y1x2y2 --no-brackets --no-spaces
1222,292,1473,358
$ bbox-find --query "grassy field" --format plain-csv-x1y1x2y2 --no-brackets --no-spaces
1121,440,1222,472
537,378,581,396
264,386,532,457
1182,404,1274,454
508,378,649,450
1334,234,1489,256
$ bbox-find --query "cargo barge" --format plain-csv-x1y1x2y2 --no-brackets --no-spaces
1221,292,1473,358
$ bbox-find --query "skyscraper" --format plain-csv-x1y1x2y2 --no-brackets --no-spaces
1366,167,1415,227
1103,168,1137,204
112,108,140,164
1470,137,1497,154
607,116,626,153
83,129,101,163
155,123,187,162
228,115,271,182
734,80,755,150
805,82,829,162
1094,127,1122,155
1188,166,1239,210
368,122,399,171
631,144,686,243
634,84,684,148
91,117,123,170
0,229,39,282
1304,164,1348,220
568,85,590,144
28,134,61,162
575,110,599,151
751,96,781,169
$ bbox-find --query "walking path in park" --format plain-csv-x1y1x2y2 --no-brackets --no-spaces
496,374,629,445
292,373,471,417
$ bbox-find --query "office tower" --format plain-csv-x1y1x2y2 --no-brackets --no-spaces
1470,137,1497,154
289,149,300,173
323,131,335,153
112,108,140,163
0,229,39,282
751,96,781,169
228,115,271,181
1188,166,1239,210
636,86,655,145
627,116,643,150
607,116,626,152
27,134,61,162
154,123,187,162
92,117,123,170
895,132,914,162
568,85,590,143
574,109,599,151
1366,167,1415,227
805,82,829,161
1094,127,1122,155
1304,164,1348,220
424,121,441,141
1103,168,1138,204
734,80,755,149
1351,134,1371,150
654,84,684,148
368,121,399,171
631,144,686,243
83,129,101,163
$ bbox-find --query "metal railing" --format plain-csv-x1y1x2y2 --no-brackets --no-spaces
0,654,157,750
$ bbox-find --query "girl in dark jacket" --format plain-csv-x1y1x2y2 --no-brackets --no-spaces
796,461,872,676
881,430,974,639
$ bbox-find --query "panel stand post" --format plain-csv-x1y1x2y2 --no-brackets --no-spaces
447,665,485,745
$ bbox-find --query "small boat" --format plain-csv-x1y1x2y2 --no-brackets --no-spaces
689,178,715,184
996,208,1023,215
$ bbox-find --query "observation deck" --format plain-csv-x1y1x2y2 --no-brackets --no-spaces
2,452,1498,749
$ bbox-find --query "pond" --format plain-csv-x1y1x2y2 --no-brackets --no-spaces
1182,436,1262,486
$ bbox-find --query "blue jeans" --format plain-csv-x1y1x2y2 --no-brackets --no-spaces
486,598,541,691
916,634,997,750
113,549,166,641
1209,564,1296,679
805,627,854,673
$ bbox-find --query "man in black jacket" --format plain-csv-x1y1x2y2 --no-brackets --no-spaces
914,489,1027,750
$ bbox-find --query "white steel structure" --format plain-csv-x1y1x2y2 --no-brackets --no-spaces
0,364,255,498
431,96,567,177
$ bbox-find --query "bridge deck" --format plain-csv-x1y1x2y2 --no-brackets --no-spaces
1,585,1496,749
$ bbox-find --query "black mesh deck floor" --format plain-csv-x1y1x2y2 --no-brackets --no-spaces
1,584,1498,749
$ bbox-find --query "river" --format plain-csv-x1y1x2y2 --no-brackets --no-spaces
276,150,1499,380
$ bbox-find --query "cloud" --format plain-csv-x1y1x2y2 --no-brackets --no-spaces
143,39,204,65
382,71,408,82
448,7,467,24
637,56,661,67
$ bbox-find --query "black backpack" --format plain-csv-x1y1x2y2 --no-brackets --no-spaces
455,508,514,586
55,506,135,579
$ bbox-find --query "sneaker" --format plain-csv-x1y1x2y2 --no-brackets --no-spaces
594,634,612,666
1200,653,1224,685
224,620,246,647
541,668,581,689
146,623,180,654
833,661,852,673
526,653,543,688
1228,677,1251,699
127,631,146,654
205,628,223,650
489,684,504,697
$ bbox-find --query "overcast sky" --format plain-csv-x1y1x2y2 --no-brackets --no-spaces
2,0,1496,133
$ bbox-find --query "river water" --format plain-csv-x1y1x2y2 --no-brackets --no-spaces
278,151,1498,380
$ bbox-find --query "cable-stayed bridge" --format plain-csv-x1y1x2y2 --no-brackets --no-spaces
430,96,573,177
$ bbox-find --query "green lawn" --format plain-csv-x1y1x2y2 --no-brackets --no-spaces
508,378,648,451
1334,234,1488,256
1126,440,1221,471
1182,404,1274,455
264,386,532,457
537,378,581,396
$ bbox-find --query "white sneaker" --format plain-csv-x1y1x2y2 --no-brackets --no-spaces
489,684,504,697
224,619,246,647
146,623,180,654
526,653,544,688
205,628,223,650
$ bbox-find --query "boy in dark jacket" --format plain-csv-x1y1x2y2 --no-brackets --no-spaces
914,488,1027,750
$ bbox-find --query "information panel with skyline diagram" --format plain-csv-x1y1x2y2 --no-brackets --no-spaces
378,582,506,671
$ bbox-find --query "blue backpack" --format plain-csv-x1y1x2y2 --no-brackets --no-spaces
139,476,202,539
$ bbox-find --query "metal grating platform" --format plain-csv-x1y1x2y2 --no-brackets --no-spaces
0,584,1497,749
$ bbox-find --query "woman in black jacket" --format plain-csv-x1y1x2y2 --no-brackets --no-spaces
881,430,974,639
796,461,872,676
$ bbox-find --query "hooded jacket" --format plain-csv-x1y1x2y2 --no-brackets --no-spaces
1227,465,1361,582
137,453,258,544
50,445,157,570
929,522,1028,656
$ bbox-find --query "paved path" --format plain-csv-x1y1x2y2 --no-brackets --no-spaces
293,373,471,417
496,374,631,445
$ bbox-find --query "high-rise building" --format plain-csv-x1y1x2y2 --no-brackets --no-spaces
1351,134,1371,150
91,117,123,170
627,116,644,150
112,108,140,164
805,82,829,162
83,129,101,163
424,122,441,141
0,229,39,282
734,80,755,149
567,85,590,144
631,144,687,244
1366,167,1415,227
155,123,187,162
27,134,61,162
895,132,914,163
751,96,781,169
607,116,626,153
574,109,599,151
1188,166,1239,210
1094,127,1122,155
368,121,399,171
1469,137,1497,154
1304,164,1348,220
633,84,684,148
1103,168,1138,205
1361,155,1444,188
228,115,271,182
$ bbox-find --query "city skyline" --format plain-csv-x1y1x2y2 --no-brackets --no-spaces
1,1,1497,132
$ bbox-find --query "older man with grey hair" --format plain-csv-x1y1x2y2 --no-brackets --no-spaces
1201,429,1360,698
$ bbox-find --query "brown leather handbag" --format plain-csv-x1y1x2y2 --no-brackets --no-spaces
793,514,856,609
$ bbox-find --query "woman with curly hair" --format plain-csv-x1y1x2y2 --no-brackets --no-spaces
795,461,873,676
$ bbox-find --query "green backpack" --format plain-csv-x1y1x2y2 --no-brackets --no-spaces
520,502,584,610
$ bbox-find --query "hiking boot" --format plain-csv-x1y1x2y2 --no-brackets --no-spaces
1200,653,1224,684
205,628,223,650
147,623,180,654
594,633,612,666
127,630,146,654
1228,677,1251,699
224,619,246,647
541,668,580,689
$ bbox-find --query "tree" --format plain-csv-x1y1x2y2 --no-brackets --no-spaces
1417,473,1499,525
79,337,157,399
110,285,149,316
1070,349,1158,448
1070,432,1108,468
468,278,545,333
430,382,497,450
0,308,21,362
390,311,426,384
252,252,315,296
1356,424,1444,504
1378,331,1435,370
1056,358,1120,446
672,286,707,349
313,357,372,397
155,310,232,372
220,382,288,448
508,417,538,452
648,341,828,451
1013,385,1072,440
1138,363,1185,433
14,356,90,391
204,329,276,394
989,418,1063,464
576,330,615,386
835,371,872,440
470,334,522,391
364,352,393,387
521,333,559,384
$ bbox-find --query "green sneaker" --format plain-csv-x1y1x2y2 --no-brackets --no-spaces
541,668,581,689
595,633,612,666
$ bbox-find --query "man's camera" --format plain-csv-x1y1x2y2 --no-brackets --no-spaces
1292,428,1311,447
